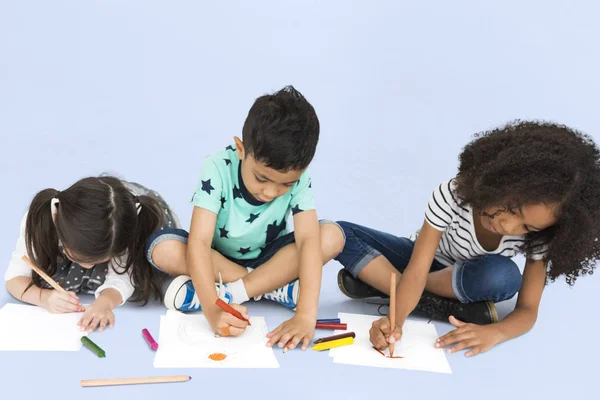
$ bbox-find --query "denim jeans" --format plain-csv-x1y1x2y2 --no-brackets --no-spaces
145,220,341,272
333,221,523,303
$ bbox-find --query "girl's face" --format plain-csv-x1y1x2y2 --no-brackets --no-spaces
480,203,558,236
63,246,111,269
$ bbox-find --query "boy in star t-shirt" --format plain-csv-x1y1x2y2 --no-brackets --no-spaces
144,85,345,351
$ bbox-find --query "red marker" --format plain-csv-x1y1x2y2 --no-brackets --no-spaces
215,298,251,325
142,329,159,350
315,322,347,330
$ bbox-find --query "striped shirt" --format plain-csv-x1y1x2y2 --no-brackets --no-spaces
415,179,544,267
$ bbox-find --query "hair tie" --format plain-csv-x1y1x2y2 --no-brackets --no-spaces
135,197,142,215
50,198,60,217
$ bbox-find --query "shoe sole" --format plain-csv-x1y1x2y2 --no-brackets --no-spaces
164,275,192,311
485,301,499,324
337,269,364,300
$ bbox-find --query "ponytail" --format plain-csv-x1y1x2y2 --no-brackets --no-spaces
24,188,61,291
123,195,165,305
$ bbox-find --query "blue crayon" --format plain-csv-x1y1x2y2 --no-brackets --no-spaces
317,318,341,324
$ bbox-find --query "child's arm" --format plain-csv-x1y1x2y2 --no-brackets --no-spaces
5,213,81,312
436,258,546,356
266,209,322,351
6,276,81,312
188,206,249,335
370,220,444,348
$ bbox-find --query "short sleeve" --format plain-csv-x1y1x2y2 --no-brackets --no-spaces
190,157,224,214
4,213,33,282
424,181,456,232
290,171,315,215
528,243,547,261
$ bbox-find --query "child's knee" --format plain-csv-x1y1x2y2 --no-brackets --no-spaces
319,221,346,259
151,240,187,274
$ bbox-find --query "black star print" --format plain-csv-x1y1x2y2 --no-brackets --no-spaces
237,247,251,255
246,213,260,223
233,185,242,199
219,225,229,238
291,204,303,215
201,179,215,195
225,145,235,151
266,219,287,243
224,158,231,166
220,196,226,209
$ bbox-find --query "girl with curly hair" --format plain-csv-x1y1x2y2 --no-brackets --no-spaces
330,120,600,356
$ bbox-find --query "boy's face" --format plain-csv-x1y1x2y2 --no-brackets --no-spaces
235,137,304,203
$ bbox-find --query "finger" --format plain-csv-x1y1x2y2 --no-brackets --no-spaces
67,291,80,302
449,339,478,353
436,327,469,344
223,313,248,330
230,304,249,320
226,324,247,337
277,331,294,348
266,324,285,343
449,315,466,328
300,335,311,351
437,332,475,348
388,326,402,344
466,346,482,357
375,319,392,336
98,318,108,332
285,333,304,352
370,327,389,350
108,314,115,328
57,296,81,312
79,315,93,331
87,317,101,333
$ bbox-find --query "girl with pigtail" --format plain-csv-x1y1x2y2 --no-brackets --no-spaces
4,176,180,333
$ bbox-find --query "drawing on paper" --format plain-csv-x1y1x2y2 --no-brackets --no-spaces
153,312,280,368
373,346,404,358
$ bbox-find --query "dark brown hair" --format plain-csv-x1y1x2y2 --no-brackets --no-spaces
454,120,600,285
25,176,165,304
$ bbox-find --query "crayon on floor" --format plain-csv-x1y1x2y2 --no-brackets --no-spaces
81,336,106,358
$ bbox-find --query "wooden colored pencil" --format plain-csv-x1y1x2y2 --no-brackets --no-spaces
81,375,191,387
389,272,396,357
313,332,356,344
21,255,85,312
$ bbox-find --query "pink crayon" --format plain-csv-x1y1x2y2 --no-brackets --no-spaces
142,328,159,350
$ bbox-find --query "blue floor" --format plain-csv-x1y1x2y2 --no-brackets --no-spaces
1,1,599,399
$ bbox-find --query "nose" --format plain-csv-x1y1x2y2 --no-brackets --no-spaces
263,184,278,199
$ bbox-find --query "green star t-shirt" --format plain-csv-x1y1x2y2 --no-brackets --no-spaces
190,144,315,260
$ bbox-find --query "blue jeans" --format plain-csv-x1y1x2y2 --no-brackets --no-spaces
334,221,523,303
145,220,340,272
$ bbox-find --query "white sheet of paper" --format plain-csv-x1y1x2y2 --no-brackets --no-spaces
153,310,279,368
0,303,87,351
328,313,452,374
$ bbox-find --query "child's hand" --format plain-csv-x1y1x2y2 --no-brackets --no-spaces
266,313,315,351
78,297,115,333
40,289,82,313
435,315,503,357
208,304,250,337
370,317,403,350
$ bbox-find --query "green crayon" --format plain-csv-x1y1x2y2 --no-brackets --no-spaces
81,336,106,358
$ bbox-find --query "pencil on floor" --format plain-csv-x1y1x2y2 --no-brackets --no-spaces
81,375,191,387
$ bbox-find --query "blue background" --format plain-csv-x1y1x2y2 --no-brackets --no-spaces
1,1,598,399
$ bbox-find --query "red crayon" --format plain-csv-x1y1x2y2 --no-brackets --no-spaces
315,322,347,330
215,298,251,325
142,329,158,350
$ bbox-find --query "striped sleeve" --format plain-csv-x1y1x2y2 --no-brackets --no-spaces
424,181,456,231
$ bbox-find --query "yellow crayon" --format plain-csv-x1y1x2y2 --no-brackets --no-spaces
310,337,354,351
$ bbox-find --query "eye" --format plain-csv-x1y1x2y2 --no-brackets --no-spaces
255,175,267,183
523,225,532,233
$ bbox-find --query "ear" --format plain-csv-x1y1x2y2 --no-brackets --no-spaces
233,136,245,161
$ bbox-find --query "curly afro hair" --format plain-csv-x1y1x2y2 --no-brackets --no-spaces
454,120,600,285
